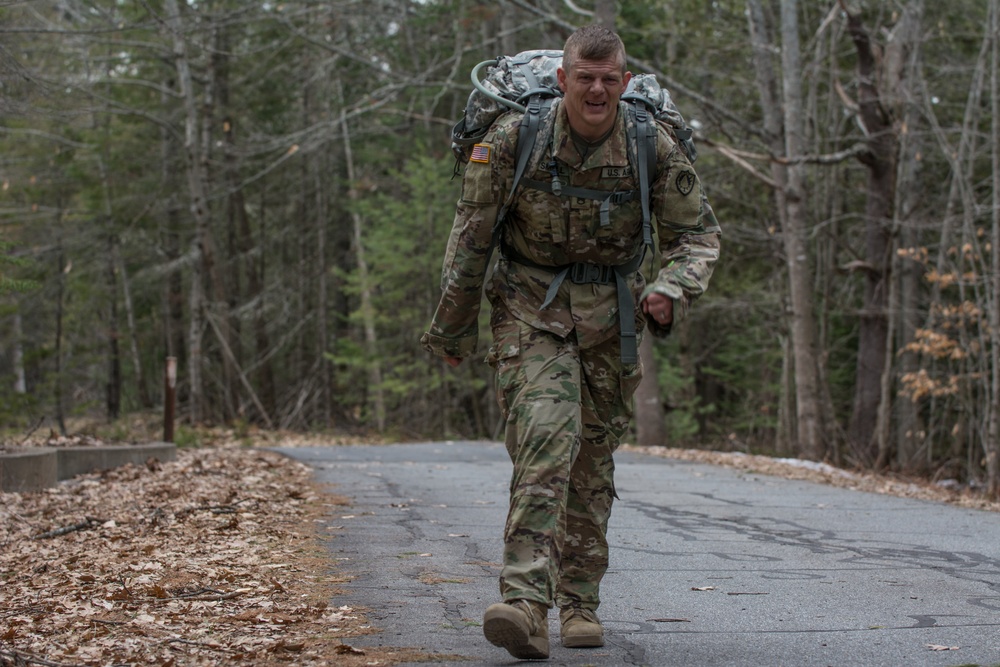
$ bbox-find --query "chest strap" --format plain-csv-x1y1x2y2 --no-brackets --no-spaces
501,239,645,364
520,177,640,228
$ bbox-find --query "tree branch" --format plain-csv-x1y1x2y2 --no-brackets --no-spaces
505,0,763,138
699,137,871,188
699,137,779,189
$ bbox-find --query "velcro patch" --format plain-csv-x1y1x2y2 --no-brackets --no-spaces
470,144,491,163
675,170,696,196
602,166,633,179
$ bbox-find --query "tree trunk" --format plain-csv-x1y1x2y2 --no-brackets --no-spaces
214,25,242,421
314,52,334,428
106,234,122,421
635,332,666,446
747,0,825,460
881,1,925,472
164,0,226,424
187,252,204,425
159,75,187,391
842,3,899,468
779,0,824,461
313,145,332,427
55,248,67,436
988,0,1000,499
115,244,152,409
339,83,386,432
12,308,26,394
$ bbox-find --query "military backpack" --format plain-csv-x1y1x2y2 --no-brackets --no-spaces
450,50,697,363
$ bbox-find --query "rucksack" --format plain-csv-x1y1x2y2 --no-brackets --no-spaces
450,50,698,364
451,49,697,178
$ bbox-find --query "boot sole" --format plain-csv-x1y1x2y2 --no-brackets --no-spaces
562,634,605,648
483,606,549,659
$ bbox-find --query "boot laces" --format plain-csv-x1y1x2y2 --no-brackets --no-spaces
564,607,599,624
514,600,547,630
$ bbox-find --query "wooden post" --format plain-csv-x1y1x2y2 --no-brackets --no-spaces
164,356,177,443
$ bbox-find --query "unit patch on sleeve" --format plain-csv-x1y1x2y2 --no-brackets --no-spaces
675,170,696,196
470,144,491,164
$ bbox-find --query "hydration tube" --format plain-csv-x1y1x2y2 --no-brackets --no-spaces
471,59,527,114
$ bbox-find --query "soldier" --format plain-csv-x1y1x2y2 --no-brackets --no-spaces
421,25,720,660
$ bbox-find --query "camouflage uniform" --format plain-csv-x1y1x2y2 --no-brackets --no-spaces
421,99,720,611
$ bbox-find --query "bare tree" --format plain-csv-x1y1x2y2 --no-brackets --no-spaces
839,1,912,469
988,0,1000,498
883,2,926,472
746,0,825,460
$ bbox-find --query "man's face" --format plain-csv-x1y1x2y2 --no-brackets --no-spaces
557,57,631,142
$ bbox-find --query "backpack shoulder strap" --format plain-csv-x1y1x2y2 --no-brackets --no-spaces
483,91,556,274
623,97,657,250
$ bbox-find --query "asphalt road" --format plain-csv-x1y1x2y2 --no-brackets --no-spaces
276,441,1000,667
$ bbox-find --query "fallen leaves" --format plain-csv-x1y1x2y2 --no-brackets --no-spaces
0,446,403,666
628,445,1000,512
926,644,960,651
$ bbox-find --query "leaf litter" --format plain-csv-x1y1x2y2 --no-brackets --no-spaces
0,441,442,667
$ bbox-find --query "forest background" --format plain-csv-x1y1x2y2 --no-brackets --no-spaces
1,0,999,498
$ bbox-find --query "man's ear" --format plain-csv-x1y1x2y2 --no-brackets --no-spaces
557,67,567,93
622,71,632,92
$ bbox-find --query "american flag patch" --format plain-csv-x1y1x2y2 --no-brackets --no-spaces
470,144,491,163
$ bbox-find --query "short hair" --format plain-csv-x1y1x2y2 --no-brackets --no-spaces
562,25,627,74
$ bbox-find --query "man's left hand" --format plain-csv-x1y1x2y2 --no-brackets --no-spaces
642,293,673,326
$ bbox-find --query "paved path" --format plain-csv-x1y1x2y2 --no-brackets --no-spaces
277,441,1000,667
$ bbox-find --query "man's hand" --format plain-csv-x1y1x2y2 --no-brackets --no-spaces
642,293,673,326
444,356,462,368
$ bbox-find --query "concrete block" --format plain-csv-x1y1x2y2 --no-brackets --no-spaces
0,447,58,493
57,442,177,480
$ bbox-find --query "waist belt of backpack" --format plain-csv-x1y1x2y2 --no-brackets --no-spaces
501,238,645,365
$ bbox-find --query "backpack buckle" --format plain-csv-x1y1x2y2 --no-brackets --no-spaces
569,262,612,285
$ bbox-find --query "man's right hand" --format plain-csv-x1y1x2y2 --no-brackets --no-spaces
445,356,462,368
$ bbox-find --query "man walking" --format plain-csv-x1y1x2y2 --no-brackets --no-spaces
421,25,721,659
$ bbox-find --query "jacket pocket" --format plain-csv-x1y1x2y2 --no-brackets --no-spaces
461,159,495,204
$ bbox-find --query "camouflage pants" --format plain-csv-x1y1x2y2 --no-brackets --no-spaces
487,309,642,611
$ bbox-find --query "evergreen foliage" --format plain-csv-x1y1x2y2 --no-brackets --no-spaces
0,0,998,494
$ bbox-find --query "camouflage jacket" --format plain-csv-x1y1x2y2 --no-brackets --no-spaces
420,99,721,360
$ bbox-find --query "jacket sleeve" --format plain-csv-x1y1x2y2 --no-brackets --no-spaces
420,123,514,359
641,125,722,337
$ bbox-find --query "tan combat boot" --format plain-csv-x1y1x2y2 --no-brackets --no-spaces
482,599,549,659
559,607,604,648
